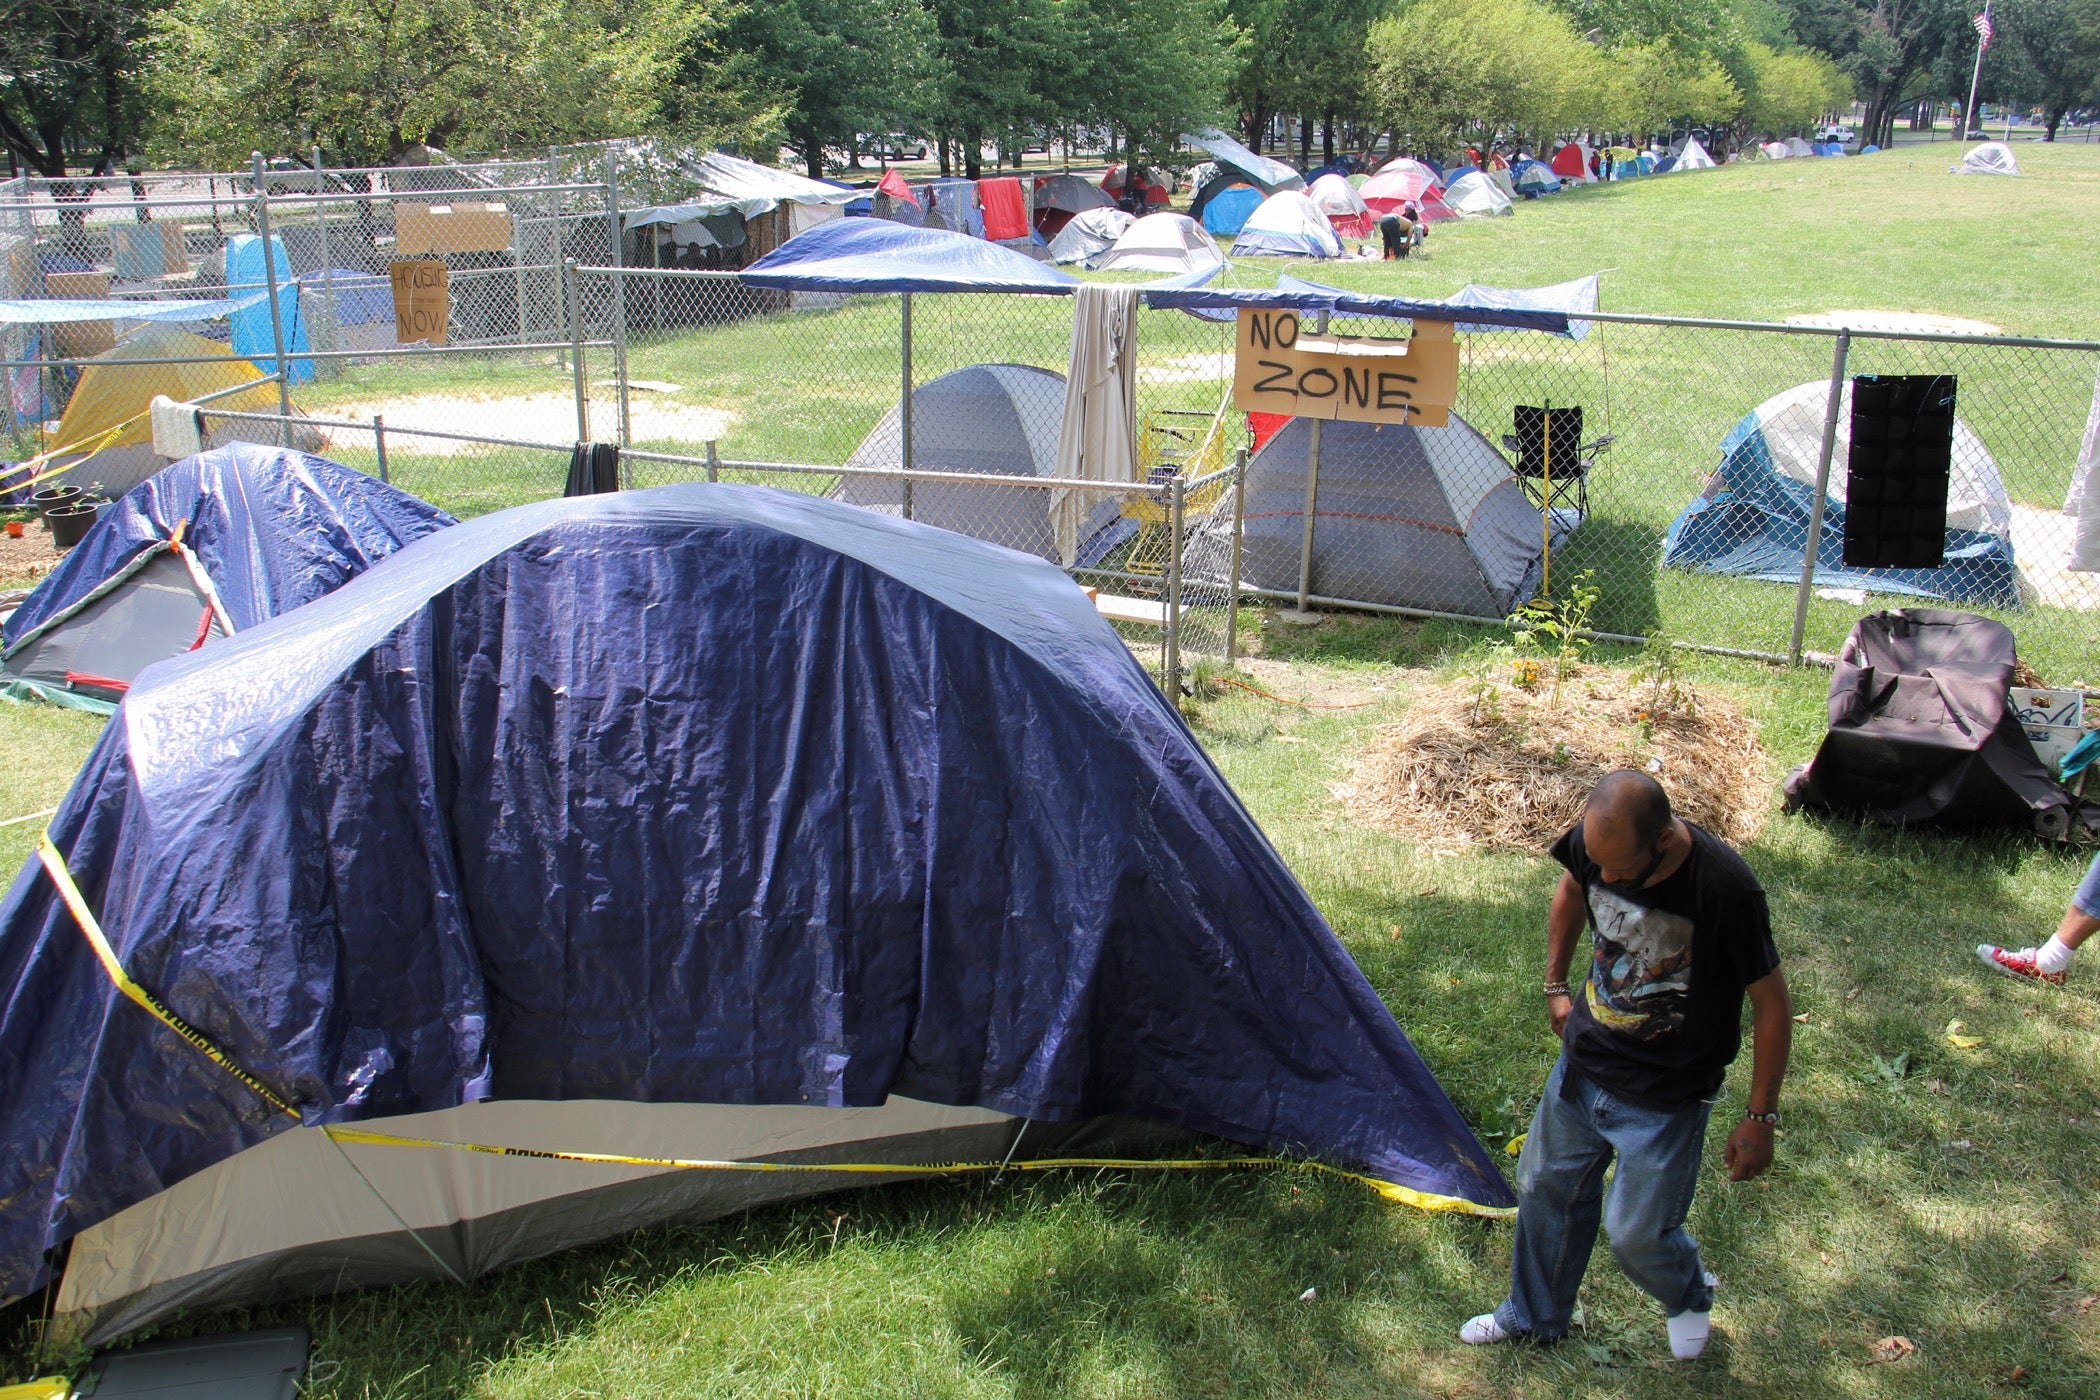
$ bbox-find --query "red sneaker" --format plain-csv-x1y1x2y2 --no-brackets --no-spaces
1977,944,2066,987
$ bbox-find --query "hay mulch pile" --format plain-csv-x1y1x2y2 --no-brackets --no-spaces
1339,663,1770,852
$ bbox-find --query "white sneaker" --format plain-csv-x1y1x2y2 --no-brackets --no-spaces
1460,1312,1511,1345
1666,1272,1719,1360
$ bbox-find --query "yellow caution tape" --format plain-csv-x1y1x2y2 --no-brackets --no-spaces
0,412,142,490
324,1126,1515,1219
37,833,300,1120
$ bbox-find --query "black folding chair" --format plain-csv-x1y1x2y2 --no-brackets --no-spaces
1502,405,1614,515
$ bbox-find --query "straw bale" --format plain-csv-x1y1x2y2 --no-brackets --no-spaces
1340,666,1769,853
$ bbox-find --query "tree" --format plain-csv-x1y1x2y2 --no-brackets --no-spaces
147,0,733,167
1779,0,1966,147
0,0,151,179
2005,0,2100,139
1734,40,1853,134
1368,0,1608,154
923,0,1065,178
723,0,934,178
1062,0,1243,164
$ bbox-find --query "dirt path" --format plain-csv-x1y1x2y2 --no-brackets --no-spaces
319,391,738,454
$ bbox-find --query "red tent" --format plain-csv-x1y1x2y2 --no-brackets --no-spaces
1550,144,1590,181
1100,164,1171,206
1358,169,1454,222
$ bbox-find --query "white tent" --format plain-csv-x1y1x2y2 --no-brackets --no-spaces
1671,136,1716,171
1442,171,1514,218
1376,157,1444,188
1307,173,1371,236
1763,141,1791,159
1958,142,2021,175
1047,207,1134,265
1090,212,1228,275
1229,191,1344,258
1784,136,1814,157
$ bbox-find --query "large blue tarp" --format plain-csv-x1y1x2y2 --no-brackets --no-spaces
740,218,1081,295
0,484,1512,1300
3,443,457,650
0,293,270,326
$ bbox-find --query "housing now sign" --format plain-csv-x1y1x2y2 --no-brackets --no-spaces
1232,308,1458,427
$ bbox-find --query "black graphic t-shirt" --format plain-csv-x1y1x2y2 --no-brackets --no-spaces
1550,820,1781,1110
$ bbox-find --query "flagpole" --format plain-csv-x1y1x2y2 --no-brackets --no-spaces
1963,7,1989,140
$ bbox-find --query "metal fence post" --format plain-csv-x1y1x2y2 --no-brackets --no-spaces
250,152,294,444
899,292,914,519
373,414,389,483
564,258,588,441
1789,329,1851,665
1295,311,1329,612
312,146,337,371
705,439,719,482
1225,446,1248,666
604,151,631,447
1166,474,1186,697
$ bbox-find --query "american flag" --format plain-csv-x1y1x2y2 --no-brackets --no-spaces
1974,4,1993,49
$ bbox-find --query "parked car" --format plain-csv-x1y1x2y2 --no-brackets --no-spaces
1816,124,1856,143
877,134,928,160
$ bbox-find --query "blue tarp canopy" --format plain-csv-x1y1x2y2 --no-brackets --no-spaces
3,443,457,651
0,484,1513,1303
1146,272,1602,337
0,292,270,325
740,218,1082,295
1180,128,1304,191
224,234,311,382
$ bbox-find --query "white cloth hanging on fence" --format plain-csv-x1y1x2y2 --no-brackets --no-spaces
1053,284,1139,567
2066,360,2100,573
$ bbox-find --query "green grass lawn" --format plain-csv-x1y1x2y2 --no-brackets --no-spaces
5,145,2100,1397
4,623,2099,1397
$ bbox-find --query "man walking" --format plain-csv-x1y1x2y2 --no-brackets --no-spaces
1462,770,1793,1360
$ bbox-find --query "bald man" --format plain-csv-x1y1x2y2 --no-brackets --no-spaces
1462,770,1792,1361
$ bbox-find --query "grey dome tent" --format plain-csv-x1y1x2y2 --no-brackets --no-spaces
1185,414,1575,616
830,363,1122,562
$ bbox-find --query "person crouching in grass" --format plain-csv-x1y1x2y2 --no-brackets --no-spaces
1461,770,1793,1361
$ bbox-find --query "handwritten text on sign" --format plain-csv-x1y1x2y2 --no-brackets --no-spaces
390,260,450,346
1232,308,1458,427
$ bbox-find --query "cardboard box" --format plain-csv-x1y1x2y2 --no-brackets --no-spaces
393,202,513,257
1234,308,1458,427
2010,686,2085,773
44,270,116,357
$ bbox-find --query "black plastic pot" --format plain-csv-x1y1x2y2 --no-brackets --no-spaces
45,504,96,549
31,485,81,516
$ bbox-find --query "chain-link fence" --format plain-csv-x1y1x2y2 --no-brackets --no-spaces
11,162,2099,692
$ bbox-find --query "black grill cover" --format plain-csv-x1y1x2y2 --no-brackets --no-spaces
1784,609,2074,836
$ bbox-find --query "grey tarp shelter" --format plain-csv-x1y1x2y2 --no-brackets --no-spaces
831,363,1123,562
1183,414,1574,616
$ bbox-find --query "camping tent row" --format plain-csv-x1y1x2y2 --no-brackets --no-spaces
0,478,1517,1345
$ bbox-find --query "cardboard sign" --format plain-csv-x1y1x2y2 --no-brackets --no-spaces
1232,308,1459,427
390,260,449,345
394,201,513,256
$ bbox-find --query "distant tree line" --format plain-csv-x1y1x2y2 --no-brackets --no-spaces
4,0,2096,183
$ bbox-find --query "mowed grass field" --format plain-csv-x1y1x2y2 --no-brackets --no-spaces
2,147,2100,1397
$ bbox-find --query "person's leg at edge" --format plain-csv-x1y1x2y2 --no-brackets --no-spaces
1597,1089,1716,1359
1464,1057,1613,1344
1979,849,2100,984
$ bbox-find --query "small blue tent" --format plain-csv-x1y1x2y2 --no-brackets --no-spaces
1662,380,2019,606
1198,183,1264,235
1,444,455,711
1512,159,1560,196
223,234,312,382
0,485,1513,1337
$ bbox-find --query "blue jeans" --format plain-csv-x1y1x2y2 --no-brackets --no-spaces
1493,1056,1715,1341
2073,849,2100,921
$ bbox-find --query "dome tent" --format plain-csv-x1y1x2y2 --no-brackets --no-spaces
1442,171,1514,217
1549,143,1592,181
1031,173,1117,235
1,443,455,712
1957,142,2020,175
0,485,1515,1342
1183,414,1576,616
1047,206,1134,264
1359,168,1453,221
1090,211,1228,276
1661,379,2017,605
1512,158,1561,196
1229,191,1345,258
1196,182,1264,234
1307,172,1372,237
830,362,1122,562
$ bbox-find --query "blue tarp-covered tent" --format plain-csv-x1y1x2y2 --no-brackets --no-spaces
1662,380,2019,605
223,234,312,382
1,444,455,711
740,218,1082,294
0,484,1513,1342
1198,183,1264,235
